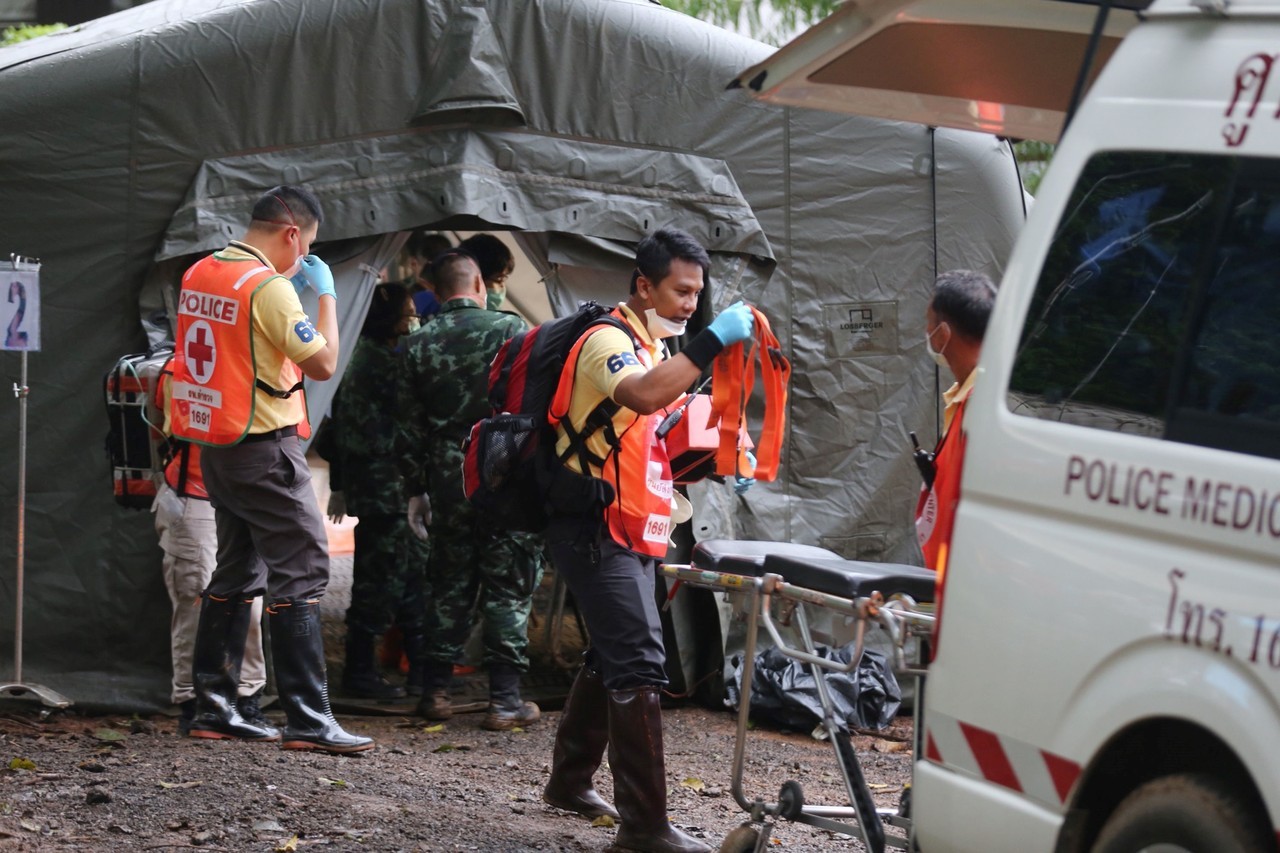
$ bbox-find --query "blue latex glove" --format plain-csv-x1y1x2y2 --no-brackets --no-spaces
290,254,336,299
734,450,757,495
707,301,754,347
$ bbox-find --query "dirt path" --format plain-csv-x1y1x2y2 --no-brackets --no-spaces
0,702,912,852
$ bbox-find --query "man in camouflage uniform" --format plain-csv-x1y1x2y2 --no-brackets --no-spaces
397,251,543,731
324,282,429,702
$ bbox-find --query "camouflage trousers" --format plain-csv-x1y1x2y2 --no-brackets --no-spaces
423,498,543,672
345,513,430,636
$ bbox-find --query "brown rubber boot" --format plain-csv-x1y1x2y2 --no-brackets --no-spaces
543,666,618,819
606,687,710,853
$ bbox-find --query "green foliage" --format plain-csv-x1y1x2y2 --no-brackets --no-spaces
1014,140,1056,195
663,0,840,46
1,23,66,47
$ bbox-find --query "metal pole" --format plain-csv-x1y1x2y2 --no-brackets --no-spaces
13,350,25,683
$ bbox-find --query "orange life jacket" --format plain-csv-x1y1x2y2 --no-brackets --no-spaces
915,394,969,571
170,253,309,446
708,305,790,482
551,308,674,558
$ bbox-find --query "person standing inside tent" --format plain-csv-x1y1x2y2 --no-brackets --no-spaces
458,232,515,312
168,184,373,754
396,251,543,731
540,228,754,853
401,229,451,321
323,282,429,702
914,269,996,571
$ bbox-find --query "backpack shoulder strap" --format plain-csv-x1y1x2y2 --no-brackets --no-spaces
547,314,638,471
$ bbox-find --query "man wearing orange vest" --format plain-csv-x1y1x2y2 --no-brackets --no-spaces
915,269,997,571
169,185,372,754
540,228,754,853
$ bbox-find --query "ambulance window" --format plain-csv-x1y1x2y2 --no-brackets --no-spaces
1007,151,1228,436
1166,170,1280,460
1009,151,1280,461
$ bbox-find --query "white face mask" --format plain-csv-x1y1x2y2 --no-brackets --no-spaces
925,322,949,367
405,316,421,334
644,307,687,339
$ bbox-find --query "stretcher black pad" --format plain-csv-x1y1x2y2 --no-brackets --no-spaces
691,539,842,578
762,554,936,603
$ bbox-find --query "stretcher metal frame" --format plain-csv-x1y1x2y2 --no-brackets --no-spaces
661,555,935,853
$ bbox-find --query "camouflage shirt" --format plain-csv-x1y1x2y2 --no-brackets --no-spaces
397,298,526,499
327,335,408,516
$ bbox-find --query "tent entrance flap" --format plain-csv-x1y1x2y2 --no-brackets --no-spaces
156,128,775,263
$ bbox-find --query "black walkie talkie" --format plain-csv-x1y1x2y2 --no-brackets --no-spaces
910,431,936,490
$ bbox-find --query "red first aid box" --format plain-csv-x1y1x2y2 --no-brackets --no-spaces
664,393,753,485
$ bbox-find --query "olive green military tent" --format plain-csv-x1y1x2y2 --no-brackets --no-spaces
0,0,1024,709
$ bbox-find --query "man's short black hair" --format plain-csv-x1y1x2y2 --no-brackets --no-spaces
251,185,323,230
631,227,710,294
362,282,411,341
931,269,997,341
429,250,480,299
457,233,513,284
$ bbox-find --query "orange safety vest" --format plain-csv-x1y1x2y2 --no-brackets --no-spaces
156,371,208,499
170,253,309,446
915,395,969,571
708,305,789,482
552,308,674,559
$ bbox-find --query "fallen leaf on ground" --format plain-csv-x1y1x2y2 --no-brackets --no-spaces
275,835,298,852
591,815,616,828
158,781,202,790
421,724,445,733
93,729,125,743
317,777,348,787
19,819,40,833
432,744,455,753
9,758,35,771
680,777,705,792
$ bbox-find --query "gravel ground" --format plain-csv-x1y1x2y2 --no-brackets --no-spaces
0,701,913,852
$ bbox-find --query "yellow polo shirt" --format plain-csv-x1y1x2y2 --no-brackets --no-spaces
554,304,661,476
221,242,325,433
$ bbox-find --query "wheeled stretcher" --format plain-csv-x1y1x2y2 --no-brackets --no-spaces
661,540,937,853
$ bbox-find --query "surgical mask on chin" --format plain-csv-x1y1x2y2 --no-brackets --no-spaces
645,308,687,339
925,325,949,367
405,317,421,334
283,254,303,279
486,288,506,311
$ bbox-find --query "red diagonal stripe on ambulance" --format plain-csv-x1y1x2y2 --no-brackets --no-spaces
1041,750,1082,804
958,721,1022,792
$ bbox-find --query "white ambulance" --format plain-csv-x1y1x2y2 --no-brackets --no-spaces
736,1,1280,850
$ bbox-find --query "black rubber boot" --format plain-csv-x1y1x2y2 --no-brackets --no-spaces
269,600,374,754
189,594,280,742
543,666,618,819
341,627,406,702
415,659,454,721
481,663,541,731
400,630,426,697
607,687,710,853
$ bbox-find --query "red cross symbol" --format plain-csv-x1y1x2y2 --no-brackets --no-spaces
185,320,217,384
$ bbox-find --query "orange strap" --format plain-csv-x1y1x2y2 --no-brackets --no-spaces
707,306,789,482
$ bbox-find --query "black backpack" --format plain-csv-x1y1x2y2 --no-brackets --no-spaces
462,301,635,533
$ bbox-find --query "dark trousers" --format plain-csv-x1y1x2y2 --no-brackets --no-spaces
201,432,329,604
546,524,666,691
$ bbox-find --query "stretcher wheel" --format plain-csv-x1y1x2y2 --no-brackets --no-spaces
718,823,761,853
777,779,804,821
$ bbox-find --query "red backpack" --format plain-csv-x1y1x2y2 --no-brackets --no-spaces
462,302,633,533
